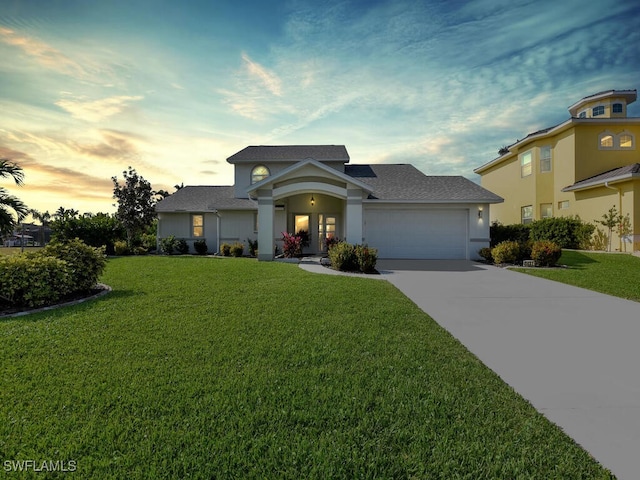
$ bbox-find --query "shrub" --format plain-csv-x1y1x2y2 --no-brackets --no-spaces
530,216,594,249
175,238,189,254
325,236,341,251
355,244,378,273
230,242,244,257
194,239,208,255
490,222,531,247
114,240,129,256
328,242,358,271
591,228,608,251
139,233,157,253
220,243,231,256
0,254,72,307
491,241,521,265
531,240,562,267
133,246,148,255
42,238,107,292
282,232,303,258
161,236,177,255
246,238,258,257
516,240,533,264
478,247,493,263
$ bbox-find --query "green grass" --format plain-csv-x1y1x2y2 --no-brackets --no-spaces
0,257,614,479
515,250,640,302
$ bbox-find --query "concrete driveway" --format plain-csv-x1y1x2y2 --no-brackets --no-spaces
378,259,640,480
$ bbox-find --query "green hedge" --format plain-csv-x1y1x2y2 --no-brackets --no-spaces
42,239,107,292
0,255,72,307
529,217,594,249
328,242,378,273
0,238,106,309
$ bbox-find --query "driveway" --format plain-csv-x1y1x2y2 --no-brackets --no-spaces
378,259,640,480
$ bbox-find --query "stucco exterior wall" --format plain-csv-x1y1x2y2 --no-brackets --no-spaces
157,212,219,253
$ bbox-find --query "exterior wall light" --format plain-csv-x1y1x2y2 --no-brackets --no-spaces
478,207,483,219
310,195,315,206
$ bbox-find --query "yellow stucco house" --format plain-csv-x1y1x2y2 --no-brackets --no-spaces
475,89,640,252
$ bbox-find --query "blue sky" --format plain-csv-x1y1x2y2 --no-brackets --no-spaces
1,0,639,214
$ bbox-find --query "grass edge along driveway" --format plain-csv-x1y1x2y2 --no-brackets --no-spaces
0,257,615,479
515,250,640,302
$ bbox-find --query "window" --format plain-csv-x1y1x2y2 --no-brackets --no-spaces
578,111,587,118
520,151,532,177
558,200,570,210
599,133,614,149
613,103,623,114
540,203,553,219
521,205,533,224
251,165,270,184
540,146,552,172
192,214,204,237
592,105,604,117
253,213,258,232
619,133,634,148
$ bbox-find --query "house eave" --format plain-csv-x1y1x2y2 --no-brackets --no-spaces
474,117,640,174
363,198,504,205
561,173,640,192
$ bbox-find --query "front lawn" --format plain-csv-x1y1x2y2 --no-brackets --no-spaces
0,257,614,478
515,250,640,302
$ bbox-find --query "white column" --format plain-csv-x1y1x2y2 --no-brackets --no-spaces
257,189,275,261
345,188,363,244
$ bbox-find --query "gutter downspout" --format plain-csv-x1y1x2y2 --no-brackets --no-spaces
604,181,623,252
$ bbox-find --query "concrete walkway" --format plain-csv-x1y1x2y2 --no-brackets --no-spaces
301,258,640,479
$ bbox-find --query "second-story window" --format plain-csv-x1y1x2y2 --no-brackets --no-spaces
613,103,623,114
592,105,605,117
540,146,552,173
520,151,532,177
251,165,270,184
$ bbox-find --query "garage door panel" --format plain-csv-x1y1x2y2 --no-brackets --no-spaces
364,209,467,259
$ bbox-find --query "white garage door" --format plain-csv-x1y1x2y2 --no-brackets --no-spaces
364,208,468,259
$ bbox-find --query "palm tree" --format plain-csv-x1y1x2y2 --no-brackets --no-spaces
29,209,51,246
0,159,28,237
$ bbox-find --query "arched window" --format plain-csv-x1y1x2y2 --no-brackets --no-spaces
619,132,634,149
599,132,614,149
251,165,270,184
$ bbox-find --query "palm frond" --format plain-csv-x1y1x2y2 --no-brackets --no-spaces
0,158,25,186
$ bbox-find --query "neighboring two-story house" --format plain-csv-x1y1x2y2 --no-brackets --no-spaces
156,145,502,260
474,89,640,251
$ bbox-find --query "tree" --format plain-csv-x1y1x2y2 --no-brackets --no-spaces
595,206,621,252
498,146,510,156
112,167,157,248
29,209,51,246
617,213,632,253
0,159,29,236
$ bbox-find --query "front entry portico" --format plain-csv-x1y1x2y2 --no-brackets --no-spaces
249,159,371,261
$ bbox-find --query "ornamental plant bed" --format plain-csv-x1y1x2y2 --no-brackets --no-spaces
0,284,110,317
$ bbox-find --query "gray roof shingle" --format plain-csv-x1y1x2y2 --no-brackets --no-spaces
155,163,503,212
155,186,256,212
562,163,640,192
346,164,503,202
227,145,349,163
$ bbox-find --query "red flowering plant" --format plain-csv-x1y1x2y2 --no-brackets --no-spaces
281,232,303,258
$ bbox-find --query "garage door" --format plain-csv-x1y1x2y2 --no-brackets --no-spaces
363,208,468,259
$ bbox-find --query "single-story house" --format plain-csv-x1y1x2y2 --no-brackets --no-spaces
156,145,503,260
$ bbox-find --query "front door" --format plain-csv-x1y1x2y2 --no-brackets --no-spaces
318,214,337,252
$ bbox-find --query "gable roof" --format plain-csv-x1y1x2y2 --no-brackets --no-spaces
347,164,503,203
247,158,373,195
561,163,640,192
155,186,256,212
227,145,349,163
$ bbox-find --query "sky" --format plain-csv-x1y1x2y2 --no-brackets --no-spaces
1,0,640,216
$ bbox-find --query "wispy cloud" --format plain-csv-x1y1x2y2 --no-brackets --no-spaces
55,95,143,122
69,130,141,161
241,52,282,96
0,26,86,77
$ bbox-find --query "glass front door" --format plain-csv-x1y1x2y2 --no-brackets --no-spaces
294,215,310,252
318,214,336,251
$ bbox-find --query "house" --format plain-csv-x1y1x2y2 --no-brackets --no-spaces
156,145,503,260
474,89,640,251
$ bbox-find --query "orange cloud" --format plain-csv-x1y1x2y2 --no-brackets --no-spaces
55,95,144,122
